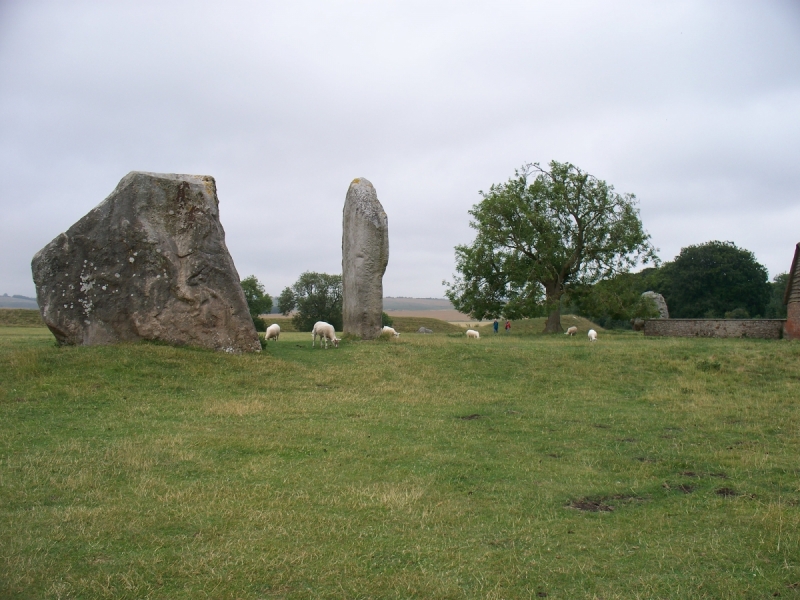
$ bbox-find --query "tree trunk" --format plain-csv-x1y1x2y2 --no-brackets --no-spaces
544,306,563,333
543,280,563,333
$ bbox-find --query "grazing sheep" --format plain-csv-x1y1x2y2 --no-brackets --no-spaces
312,321,340,349
466,329,480,339
565,326,578,336
265,323,281,342
381,326,400,338
588,329,597,342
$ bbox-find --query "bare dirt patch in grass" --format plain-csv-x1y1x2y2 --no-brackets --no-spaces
568,498,614,512
567,493,645,512
664,482,696,493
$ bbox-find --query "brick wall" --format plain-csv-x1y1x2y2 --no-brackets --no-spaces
785,303,800,340
644,319,786,339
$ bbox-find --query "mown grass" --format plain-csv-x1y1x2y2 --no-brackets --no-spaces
1,326,799,599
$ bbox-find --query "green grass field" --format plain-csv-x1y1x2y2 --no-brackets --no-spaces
1,320,799,598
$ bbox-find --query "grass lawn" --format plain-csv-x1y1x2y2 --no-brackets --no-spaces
1,323,799,598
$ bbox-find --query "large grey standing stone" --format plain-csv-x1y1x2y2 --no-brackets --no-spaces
31,171,261,352
641,291,669,319
342,178,389,340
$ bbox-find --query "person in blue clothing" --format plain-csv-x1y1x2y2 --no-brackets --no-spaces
493,319,499,334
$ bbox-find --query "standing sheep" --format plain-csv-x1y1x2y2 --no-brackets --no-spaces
588,329,597,342
265,323,281,342
565,326,578,336
381,326,400,338
466,329,480,339
312,321,340,349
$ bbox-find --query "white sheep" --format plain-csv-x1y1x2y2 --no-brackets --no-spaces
588,329,597,342
312,321,340,349
466,329,480,339
565,326,578,336
264,323,281,342
381,325,400,338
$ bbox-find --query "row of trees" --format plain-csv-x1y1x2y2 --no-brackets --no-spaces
278,272,344,331
445,161,784,330
568,242,785,328
239,273,344,332
242,272,392,333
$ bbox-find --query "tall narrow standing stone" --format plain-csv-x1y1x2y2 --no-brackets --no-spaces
342,178,389,339
31,171,261,352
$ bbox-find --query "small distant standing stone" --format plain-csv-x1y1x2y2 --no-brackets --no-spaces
31,171,261,352
418,327,433,334
342,178,389,340
641,291,669,319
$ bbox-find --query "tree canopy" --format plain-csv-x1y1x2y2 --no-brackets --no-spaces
445,161,658,332
656,241,771,318
765,273,789,319
278,272,343,332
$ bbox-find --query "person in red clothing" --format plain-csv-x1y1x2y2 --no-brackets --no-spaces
504,320,511,333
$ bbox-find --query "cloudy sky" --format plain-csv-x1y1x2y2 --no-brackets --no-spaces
2,1,799,299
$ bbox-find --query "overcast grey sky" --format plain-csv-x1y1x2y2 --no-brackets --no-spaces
2,1,799,299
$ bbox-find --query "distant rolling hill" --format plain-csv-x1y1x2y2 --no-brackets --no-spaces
382,297,475,322
382,297,453,311
0,295,38,309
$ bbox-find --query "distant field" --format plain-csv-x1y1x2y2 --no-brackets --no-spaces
382,297,454,311
2,326,799,598
0,296,38,310
0,308,44,327
383,298,474,322
384,308,474,321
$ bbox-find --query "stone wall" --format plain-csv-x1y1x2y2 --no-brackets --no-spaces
644,319,786,339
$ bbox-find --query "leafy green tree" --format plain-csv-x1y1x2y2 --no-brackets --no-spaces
381,312,394,327
445,161,658,332
657,241,770,318
279,272,343,332
764,272,789,318
277,287,296,316
240,275,272,331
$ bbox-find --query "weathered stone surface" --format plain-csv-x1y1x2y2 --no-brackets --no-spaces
631,318,645,331
342,178,389,340
641,291,669,319
418,327,433,334
31,171,260,352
